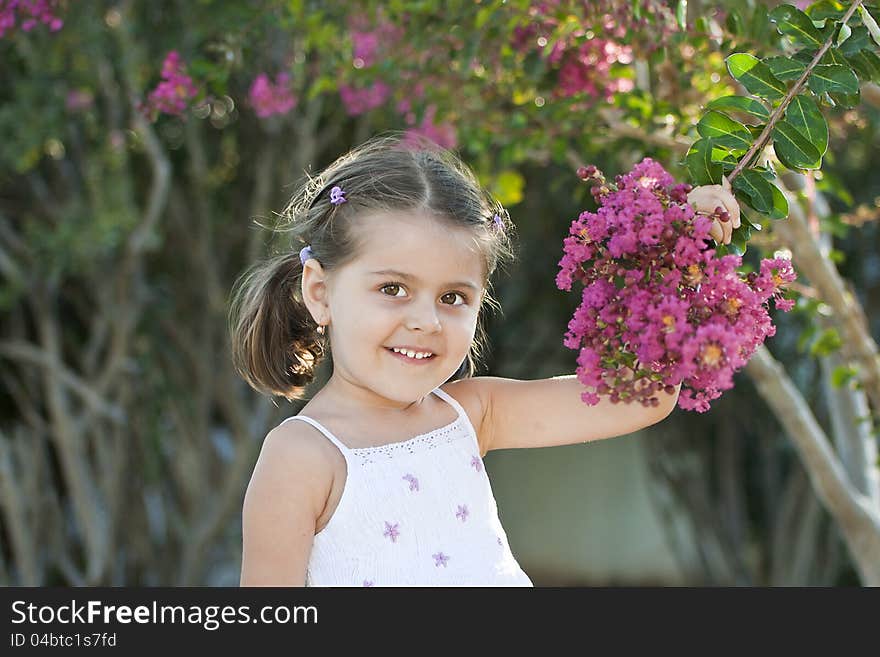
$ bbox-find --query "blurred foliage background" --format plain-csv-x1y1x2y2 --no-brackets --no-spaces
1,0,878,585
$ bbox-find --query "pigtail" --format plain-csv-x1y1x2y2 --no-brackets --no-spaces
227,250,325,402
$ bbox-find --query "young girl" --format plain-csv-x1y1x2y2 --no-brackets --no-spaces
230,132,740,587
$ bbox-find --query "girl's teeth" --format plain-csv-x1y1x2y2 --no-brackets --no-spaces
393,348,431,359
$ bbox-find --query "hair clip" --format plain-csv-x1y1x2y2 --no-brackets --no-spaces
299,245,314,265
492,213,504,230
329,186,346,205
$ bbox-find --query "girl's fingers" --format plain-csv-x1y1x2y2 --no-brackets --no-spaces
708,217,724,243
688,184,742,230
717,188,741,229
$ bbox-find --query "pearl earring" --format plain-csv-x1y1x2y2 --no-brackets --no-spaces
317,325,326,335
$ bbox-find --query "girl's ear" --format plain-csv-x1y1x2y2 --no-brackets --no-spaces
301,260,331,325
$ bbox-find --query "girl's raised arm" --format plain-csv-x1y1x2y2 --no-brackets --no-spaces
476,375,681,452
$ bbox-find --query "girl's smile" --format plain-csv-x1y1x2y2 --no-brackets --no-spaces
385,346,438,364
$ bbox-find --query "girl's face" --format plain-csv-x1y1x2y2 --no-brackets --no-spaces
307,210,486,409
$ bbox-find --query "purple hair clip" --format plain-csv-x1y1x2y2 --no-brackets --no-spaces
492,213,504,230
329,185,346,205
299,245,314,265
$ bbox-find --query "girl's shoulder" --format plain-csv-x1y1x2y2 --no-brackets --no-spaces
439,378,491,456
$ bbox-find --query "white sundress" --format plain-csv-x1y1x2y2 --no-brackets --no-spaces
277,386,533,587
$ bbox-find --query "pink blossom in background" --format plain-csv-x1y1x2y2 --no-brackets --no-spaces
339,80,391,116
510,2,680,107
248,72,297,118
0,0,64,39
352,30,379,66
347,12,405,68
556,39,634,101
396,81,425,115
143,51,199,119
557,159,797,413
403,104,457,150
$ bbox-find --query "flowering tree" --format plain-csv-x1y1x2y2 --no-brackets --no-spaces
0,0,879,585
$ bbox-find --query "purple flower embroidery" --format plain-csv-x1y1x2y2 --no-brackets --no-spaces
455,504,469,522
470,455,483,472
383,521,400,543
402,473,420,492
432,552,450,568
363,580,374,587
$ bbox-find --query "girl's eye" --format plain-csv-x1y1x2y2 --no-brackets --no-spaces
441,292,467,306
379,284,467,306
380,284,405,298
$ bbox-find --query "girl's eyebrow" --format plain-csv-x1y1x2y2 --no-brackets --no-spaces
369,269,480,292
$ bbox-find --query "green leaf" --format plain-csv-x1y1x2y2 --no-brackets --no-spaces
809,327,842,357
839,25,873,55
858,5,880,48
676,0,687,29
836,23,852,46
831,364,859,388
726,10,744,35
726,53,788,101
475,6,494,29
768,182,790,220
706,95,770,121
733,169,775,214
786,94,829,157
769,4,825,47
825,47,851,67
741,208,763,231
808,64,860,93
773,120,822,169
828,89,861,107
846,50,880,83
697,111,753,150
797,322,818,353
805,1,845,21
750,165,776,180
685,138,724,186
729,223,750,255
764,56,807,81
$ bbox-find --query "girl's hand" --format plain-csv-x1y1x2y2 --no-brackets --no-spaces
687,175,741,245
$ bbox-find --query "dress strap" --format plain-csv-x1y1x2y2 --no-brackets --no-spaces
432,386,482,454
278,415,353,456
431,386,467,425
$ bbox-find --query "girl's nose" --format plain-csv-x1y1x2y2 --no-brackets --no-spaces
405,300,442,332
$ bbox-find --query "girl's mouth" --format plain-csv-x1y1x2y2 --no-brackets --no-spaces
385,348,436,364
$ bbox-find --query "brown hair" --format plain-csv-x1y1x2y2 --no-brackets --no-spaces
227,132,517,402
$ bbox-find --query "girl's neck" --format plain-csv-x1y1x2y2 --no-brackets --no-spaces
314,374,434,417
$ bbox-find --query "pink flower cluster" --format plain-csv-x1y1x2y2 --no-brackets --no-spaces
142,51,199,120
348,17,404,68
403,104,457,150
555,39,634,101
556,159,797,413
0,0,63,39
248,72,297,118
339,80,391,116
511,1,684,104
512,10,633,103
